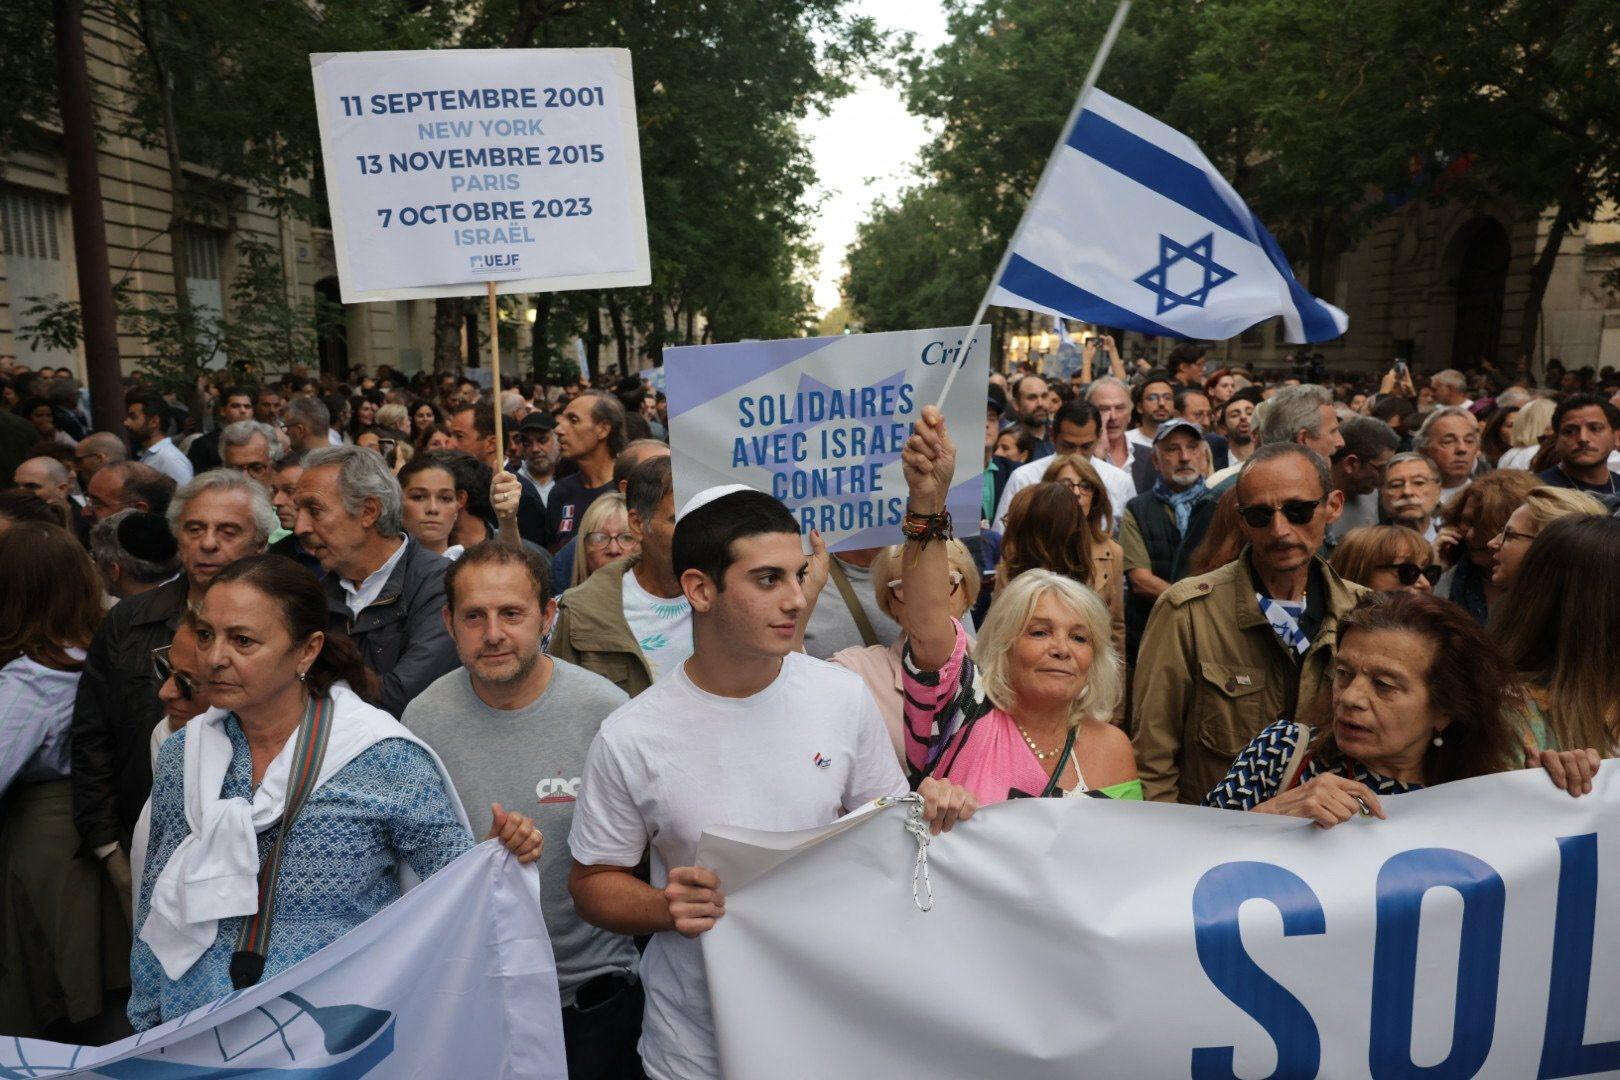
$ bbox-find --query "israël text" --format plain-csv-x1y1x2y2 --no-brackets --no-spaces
332,83,613,271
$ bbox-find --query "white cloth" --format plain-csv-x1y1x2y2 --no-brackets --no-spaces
1439,477,1472,507
993,452,1135,535
339,538,408,617
621,568,693,682
1126,427,1154,450
139,437,194,485
1496,445,1536,471
136,683,470,980
326,428,342,446
442,544,466,562
568,653,906,1080
518,465,556,505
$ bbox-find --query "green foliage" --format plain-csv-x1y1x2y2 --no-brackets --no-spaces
843,184,985,333
0,0,57,154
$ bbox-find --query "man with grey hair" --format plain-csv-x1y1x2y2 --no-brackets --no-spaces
282,394,331,454
217,419,278,493
84,460,176,524
72,468,273,900
73,430,128,489
1378,451,1443,540
1415,404,1482,505
89,508,180,601
1132,442,1364,803
1429,368,1472,410
1208,383,1344,488
293,444,458,715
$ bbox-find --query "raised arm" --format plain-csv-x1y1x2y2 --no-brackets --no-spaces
899,406,960,672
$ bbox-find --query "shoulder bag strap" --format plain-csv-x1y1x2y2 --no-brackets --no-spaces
828,559,880,648
230,695,334,990
1279,723,1315,793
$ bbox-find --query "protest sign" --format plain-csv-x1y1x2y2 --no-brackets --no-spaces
700,769,1620,1079
0,843,566,1079
310,49,650,303
665,327,988,552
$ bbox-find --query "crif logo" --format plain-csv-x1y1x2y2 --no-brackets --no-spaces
469,253,520,272
536,776,581,804
812,753,832,770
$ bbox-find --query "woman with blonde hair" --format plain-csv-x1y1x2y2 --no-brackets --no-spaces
831,541,980,761
1329,525,1440,594
896,407,1139,803
998,455,1125,658
374,402,412,439
1496,397,1555,471
569,492,639,588
1485,485,1607,589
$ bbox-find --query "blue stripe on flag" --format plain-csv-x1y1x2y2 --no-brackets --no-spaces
1249,214,1343,342
999,254,1186,338
1066,111,1251,241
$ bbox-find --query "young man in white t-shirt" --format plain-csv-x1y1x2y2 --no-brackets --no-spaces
568,485,977,1080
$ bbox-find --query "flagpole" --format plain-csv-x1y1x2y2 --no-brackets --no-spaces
936,0,1132,409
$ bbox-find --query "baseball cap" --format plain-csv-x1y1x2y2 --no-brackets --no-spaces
1152,418,1204,445
517,411,556,433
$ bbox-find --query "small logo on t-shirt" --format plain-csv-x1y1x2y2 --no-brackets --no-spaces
536,776,581,804
812,753,832,770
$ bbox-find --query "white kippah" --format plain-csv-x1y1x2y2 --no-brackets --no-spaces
676,483,757,523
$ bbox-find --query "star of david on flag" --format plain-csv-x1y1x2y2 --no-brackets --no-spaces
987,89,1347,343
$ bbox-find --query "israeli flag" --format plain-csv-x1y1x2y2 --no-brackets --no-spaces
989,89,1348,343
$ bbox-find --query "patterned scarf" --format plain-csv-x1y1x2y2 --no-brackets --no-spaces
1152,476,1207,535
1257,594,1311,655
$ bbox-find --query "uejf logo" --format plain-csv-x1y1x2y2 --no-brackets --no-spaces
469,253,520,273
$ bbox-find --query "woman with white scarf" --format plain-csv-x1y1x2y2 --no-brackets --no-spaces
129,555,543,1030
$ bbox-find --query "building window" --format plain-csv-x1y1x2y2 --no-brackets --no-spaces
1,186,76,370
183,226,226,319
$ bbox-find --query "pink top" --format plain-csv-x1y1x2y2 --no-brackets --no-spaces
901,619,1072,805
829,641,907,762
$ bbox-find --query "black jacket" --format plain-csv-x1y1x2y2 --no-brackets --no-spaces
70,576,189,852
321,538,459,717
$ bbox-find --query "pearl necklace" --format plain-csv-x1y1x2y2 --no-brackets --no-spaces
1015,721,1064,762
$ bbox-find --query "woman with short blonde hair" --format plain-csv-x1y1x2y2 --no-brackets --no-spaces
570,492,638,588
1496,397,1555,471
1484,485,1607,590
895,408,1139,804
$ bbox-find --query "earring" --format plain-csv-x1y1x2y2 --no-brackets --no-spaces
297,670,307,683
1432,732,1444,747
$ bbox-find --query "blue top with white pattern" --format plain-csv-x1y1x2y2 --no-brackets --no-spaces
1203,717,1421,811
128,718,473,1030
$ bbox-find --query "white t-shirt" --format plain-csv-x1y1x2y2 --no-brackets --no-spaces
621,568,693,681
993,452,1136,535
569,653,906,1080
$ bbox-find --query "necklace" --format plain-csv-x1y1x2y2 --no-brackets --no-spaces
1015,720,1064,761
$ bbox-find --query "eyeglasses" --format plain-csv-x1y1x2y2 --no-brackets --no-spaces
1056,478,1096,496
1375,562,1443,587
887,571,964,599
1496,526,1536,545
151,645,196,702
1236,499,1323,529
585,530,638,550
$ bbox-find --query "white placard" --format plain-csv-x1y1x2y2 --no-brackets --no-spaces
310,49,651,303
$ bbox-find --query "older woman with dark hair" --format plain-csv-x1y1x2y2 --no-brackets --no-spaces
1206,590,1598,826
129,555,543,1029
1329,525,1440,594
0,523,127,1040
1433,469,1539,622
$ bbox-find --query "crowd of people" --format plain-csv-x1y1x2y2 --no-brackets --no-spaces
0,343,1616,1079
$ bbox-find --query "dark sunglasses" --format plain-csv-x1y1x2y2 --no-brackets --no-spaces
1236,499,1323,529
151,645,196,702
1376,562,1443,587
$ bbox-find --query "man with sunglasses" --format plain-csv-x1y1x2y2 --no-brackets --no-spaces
1132,443,1365,805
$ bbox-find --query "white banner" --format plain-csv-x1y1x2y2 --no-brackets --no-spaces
1,843,566,1078
699,769,1620,1079
311,49,651,303
664,327,988,553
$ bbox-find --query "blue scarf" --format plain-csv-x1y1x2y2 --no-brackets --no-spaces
1152,477,1207,535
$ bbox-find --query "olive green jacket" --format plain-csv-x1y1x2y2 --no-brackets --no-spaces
1130,552,1366,804
548,555,655,699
